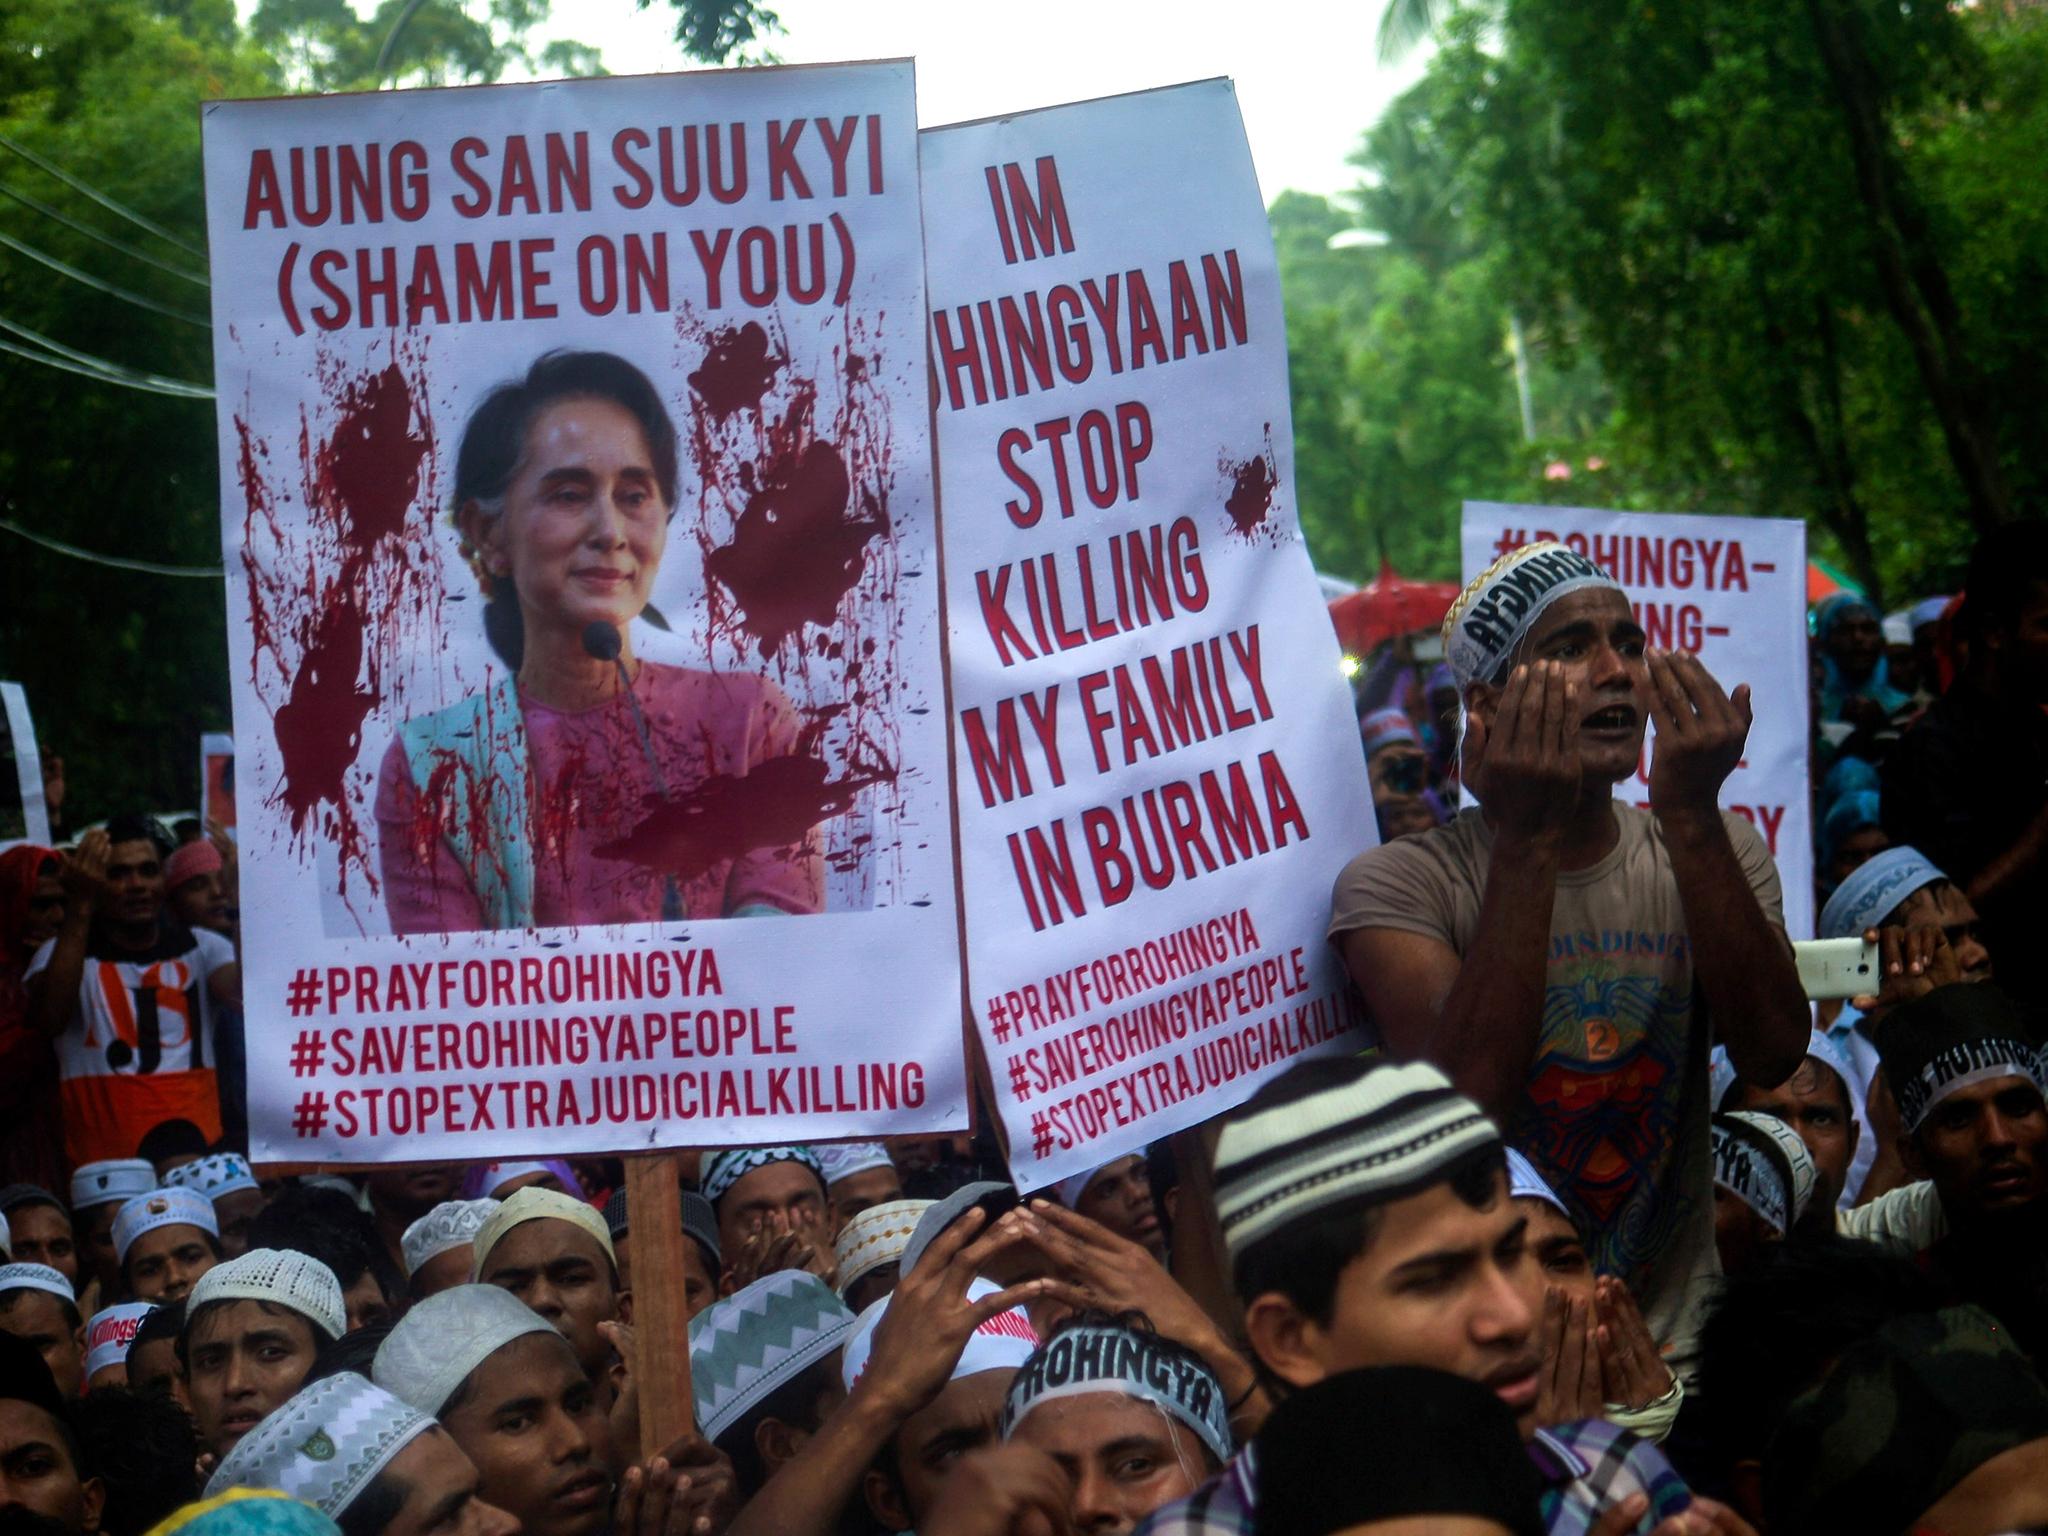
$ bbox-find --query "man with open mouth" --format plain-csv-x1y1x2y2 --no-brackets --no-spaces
1330,540,1808,1386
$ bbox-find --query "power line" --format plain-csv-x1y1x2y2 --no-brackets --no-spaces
0,181,210,288
0,517,223,578
0,318,213,399
0,132,205,260
0,230,210,326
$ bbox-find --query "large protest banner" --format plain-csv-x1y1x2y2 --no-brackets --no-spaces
202,64,964,1163
1461,504,1814,937
1,682,52,850
924,81,1377,1192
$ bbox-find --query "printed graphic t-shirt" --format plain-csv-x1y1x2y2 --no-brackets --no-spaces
26,919,236,1165
1328,803,1784,1374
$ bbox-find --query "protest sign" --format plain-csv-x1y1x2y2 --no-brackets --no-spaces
201,63,963,1163
201,732,236,838
924,81,1376,1192
1461,504,1813,937
1,682,52,850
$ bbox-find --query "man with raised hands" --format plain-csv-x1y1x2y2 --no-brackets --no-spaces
1330,540,1807,1373
721,1199,1050,1536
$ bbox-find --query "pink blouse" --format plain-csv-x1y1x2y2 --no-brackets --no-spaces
375,662,825,933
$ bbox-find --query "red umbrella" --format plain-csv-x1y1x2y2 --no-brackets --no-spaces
1327,561,1463,658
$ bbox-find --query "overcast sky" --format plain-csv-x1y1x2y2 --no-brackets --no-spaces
516,0,1428,205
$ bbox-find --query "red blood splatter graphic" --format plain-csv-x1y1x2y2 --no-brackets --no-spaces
235,343,440,913
594,754,887,880
688,321,784,419
273,602,376,832
1224,455,1275,534
705,438,888,657
312,363,431,545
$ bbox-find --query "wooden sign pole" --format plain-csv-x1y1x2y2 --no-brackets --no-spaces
625,1151,694,1461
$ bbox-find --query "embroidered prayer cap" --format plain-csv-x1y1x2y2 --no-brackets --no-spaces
165,1154,261,1202
85,1301,157,1378
1711,1031,1869,1158
1252,1367,1544,1536
1214,1058,1502,1263
1001,1320,1231,1467
144,1488,342,1536
470,1187,615,1280
842,1277,1038,1396
814,1143,894,1187
900,1182,1017,1277
1441,540,1624,690
0,1211,7,1259
114,1187,219,1262
0,1263,75,1305
1503,1151,1569,1219
163,839,223,891
1819,845,1946,939
699,1147,825,1208
1711,1112,1816,1237
1764,1305,2048,1536
1358,707,1421,757
834,1200,932,1298
688,1270,856,1444
373,1283,557,1415
204,1372,434,1516
188,1249,347,1341
399,1200,500,1278
1874,983,2045,1136
71,1159,157,1212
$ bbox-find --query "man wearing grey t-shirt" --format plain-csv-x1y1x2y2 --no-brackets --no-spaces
1328,541,1807,1375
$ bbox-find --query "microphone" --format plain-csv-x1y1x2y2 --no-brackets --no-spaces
583,620,683,920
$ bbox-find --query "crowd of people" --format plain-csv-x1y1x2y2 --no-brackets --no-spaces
0,520,2044,1536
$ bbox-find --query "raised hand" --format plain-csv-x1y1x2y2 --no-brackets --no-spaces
1593,1275,1675,1410
1464,663,1583,840
1851,922,1965,1018
1645,650,1750,815
1537,1287,1603,1427
57,827,114,911
918,1445,1074,1536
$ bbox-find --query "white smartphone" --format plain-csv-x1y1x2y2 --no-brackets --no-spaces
1792,937,1881,1001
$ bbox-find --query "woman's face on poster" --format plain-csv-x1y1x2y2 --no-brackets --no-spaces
484,395,668,639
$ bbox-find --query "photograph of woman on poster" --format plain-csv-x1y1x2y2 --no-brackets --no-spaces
372,350,826,934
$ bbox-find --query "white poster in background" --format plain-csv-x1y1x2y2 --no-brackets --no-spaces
1461,504,1813,938
925,81,1377,1192
1,682,52,850
202,64,965,1164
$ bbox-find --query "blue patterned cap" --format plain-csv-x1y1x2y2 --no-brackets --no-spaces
699,1147,824,1207
166,1154,261,1201
1820,846,1946,939
688,1270,854,1443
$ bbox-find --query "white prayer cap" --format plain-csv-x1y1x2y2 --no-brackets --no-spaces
689,1271,857,1444
814,1144,894,1187
834,1200,931,1298
113,1187,218,1262
188,1248,346,1340
0,1211,8,1260
165,1154,262,1201
373,1284,557,1415
71,1159,156,1212
400,1200,500,1278
1503,1151,1570,1219
471,1187,614,1279
0,1263,75,1305
841,1277,1037,1396
84,1301,156,1378
205,1373,434,1517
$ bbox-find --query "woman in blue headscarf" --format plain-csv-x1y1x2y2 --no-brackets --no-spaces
1814,594,1910,725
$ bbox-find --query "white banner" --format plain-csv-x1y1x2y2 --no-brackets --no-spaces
1,682,52,850
925,81,1376,1191
202,64,965,1162
1461,504,1813,937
